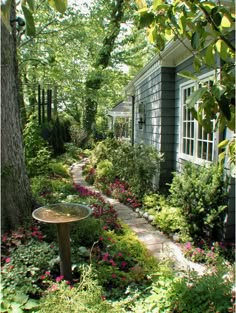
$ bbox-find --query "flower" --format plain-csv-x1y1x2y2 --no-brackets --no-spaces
101,295,106,301
5,257,11,263
102,253,109,261
111,273,116,278
56,275,64,282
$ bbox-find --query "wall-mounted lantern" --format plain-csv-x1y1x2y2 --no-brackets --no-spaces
138,102,145,129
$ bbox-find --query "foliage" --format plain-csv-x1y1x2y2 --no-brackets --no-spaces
70,217,103,247
48,161,69,178
87,138,163,198
168,162,228,242
1,240,58,295
69,124,88,147
92,226,159,297
1,287,40,313
23,114,51,177
135,0,235,162
96,159,115,181
39,265,120,313
143,262,233,313
183,240,235,264
154,206,189,237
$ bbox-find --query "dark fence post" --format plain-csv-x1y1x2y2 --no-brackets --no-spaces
38,84,41,125
42,88,45,123
47,89,52,122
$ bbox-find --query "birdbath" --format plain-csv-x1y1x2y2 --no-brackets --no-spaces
32,203,91,283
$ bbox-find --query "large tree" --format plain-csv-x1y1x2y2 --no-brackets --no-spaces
1,0,33,232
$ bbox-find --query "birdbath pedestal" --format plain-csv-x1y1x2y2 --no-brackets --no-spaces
32,203,91,283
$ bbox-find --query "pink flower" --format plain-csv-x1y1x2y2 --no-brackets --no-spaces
40,275,46,280
45,271,50,276
5,257,11,263
117,252,122,257
111,273,116,278
99,236,104,241
102,253,109,261
121,261,127,268
56,275,64,282
109,259,116,267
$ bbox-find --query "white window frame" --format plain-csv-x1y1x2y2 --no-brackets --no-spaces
178,71,219,165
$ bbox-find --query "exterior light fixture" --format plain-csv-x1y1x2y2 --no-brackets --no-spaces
138,102,146,130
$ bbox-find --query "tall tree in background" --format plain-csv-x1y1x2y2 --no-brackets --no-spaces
1,0,33,231
83,0,126,135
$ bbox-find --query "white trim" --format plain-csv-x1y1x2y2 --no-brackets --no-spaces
178,70,219,164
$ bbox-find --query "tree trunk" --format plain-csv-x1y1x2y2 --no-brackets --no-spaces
1,2,33,232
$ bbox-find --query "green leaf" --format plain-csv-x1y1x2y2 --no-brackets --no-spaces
218,139,229,149
193,57,201,72
48,0,67,14
177,71,198,81
186,87,208,109
191,31,200,49
205,45,215,67
152,0,163,10
139,11,155,28
136,0,147,9
24,299,39,309
212,12,222,27
221,15,232,28
13,293,28,305
22,5,35,36
215,39,229,61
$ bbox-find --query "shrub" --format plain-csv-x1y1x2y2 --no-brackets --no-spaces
48,162,69,178
70,217,103,247
169,162,228,242
154,206,189,238
96,160,115,181
144,262,233,313
23,114,51,176
39,265,120,313
87,139,163,198
1,240,58,295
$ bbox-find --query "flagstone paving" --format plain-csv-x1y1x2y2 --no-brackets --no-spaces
71,161,205,275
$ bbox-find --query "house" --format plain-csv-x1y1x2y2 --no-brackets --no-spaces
107,100,132,140
123,38,235,240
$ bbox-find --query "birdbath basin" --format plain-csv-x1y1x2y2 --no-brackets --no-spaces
32,203,92,282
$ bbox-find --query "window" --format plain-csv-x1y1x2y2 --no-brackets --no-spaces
180,73,216,163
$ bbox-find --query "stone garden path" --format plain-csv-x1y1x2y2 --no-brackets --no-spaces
71,160,205,275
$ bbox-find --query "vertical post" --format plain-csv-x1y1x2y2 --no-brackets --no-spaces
38,84,41,125
42,88,45,123
47,89,52,122
56,223,72,283
53,85,58,117
131,96,135,146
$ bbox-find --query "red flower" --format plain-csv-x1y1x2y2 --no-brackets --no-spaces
56,275,64,282
102,253,109,261
101,295,106,301
111,273,116,278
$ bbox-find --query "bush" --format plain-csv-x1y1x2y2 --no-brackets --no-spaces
23,114,52,177
143,262,233,313
87,139,163,199
1,240,58,295
39,265,120,313
169,162,228,242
